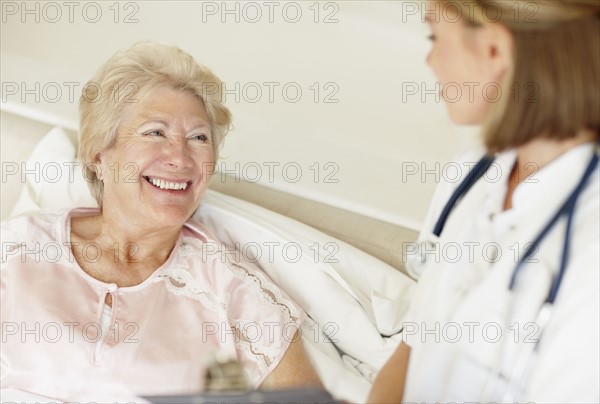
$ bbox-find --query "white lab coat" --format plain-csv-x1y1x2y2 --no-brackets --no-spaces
403,143,599,403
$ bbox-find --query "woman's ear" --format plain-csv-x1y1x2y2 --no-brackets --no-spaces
478,23,514,83
93,152,104,181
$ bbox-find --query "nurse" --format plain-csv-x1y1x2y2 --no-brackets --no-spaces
368,1,599,403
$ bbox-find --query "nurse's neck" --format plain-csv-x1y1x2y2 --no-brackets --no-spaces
503,128,597,210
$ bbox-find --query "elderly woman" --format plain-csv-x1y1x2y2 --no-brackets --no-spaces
1,42,320,400
369,1,599,403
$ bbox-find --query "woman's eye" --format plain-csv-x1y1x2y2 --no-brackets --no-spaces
144,130,164,137
427,34,437,41
191,134,209,142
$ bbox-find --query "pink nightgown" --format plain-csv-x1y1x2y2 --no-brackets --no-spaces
1,208,305,401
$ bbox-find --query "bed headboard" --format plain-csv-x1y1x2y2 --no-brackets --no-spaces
0,109,418,274
210,175,417,273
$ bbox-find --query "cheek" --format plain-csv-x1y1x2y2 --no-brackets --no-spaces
426,45,437,68
106,144,155,184
194,149,215,174
122,143,158,170
427,46,454,83
425,42,433,63
444,88,491,125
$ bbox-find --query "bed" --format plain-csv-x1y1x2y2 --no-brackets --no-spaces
0,108,418,403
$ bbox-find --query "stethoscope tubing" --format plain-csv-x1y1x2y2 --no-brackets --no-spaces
434,143,599,303
433,155,495,237
432,141,599,402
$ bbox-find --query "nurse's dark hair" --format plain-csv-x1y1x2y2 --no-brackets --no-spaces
442,0,600,152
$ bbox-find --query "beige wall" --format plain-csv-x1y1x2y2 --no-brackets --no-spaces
1,0,479,230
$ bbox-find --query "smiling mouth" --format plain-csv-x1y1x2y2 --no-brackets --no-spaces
144,176,190,191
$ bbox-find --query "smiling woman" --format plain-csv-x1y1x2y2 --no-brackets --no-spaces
70,86,218,297
82,87,215,248
78,42,231,206
0,42,322,401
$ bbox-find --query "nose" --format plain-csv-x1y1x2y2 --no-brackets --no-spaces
162,137,193,170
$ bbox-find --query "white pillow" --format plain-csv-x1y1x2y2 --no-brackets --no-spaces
10,126,97,217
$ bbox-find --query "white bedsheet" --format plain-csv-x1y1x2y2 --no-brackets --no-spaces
195,191,415,402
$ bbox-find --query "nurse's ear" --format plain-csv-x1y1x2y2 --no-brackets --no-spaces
476,22,515,84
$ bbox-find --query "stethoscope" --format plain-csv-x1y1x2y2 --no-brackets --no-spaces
411,140,599,401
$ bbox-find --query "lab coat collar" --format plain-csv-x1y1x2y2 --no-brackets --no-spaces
510,142,596,211
479,143,596,232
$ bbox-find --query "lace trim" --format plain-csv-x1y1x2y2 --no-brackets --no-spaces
231,323,272,373
177,238,300,325
158,268,229,313
228,261,300,325
161,239,301,373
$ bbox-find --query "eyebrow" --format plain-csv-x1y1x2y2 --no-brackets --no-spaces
138,119,168,127
137,118,211,131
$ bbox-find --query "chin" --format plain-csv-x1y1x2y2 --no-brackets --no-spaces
148,204,195,229
447,108,484,126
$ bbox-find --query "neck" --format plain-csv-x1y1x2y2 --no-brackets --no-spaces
502,129,596,210
87,210,182,266
513,129,597,183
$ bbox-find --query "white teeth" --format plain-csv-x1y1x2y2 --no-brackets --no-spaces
148,177,188,190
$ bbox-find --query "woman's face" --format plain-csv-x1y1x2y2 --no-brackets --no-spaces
98,86,214,229
425,2,501,125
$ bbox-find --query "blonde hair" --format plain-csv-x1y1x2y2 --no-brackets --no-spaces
443,0,600,151
78,41,232,205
